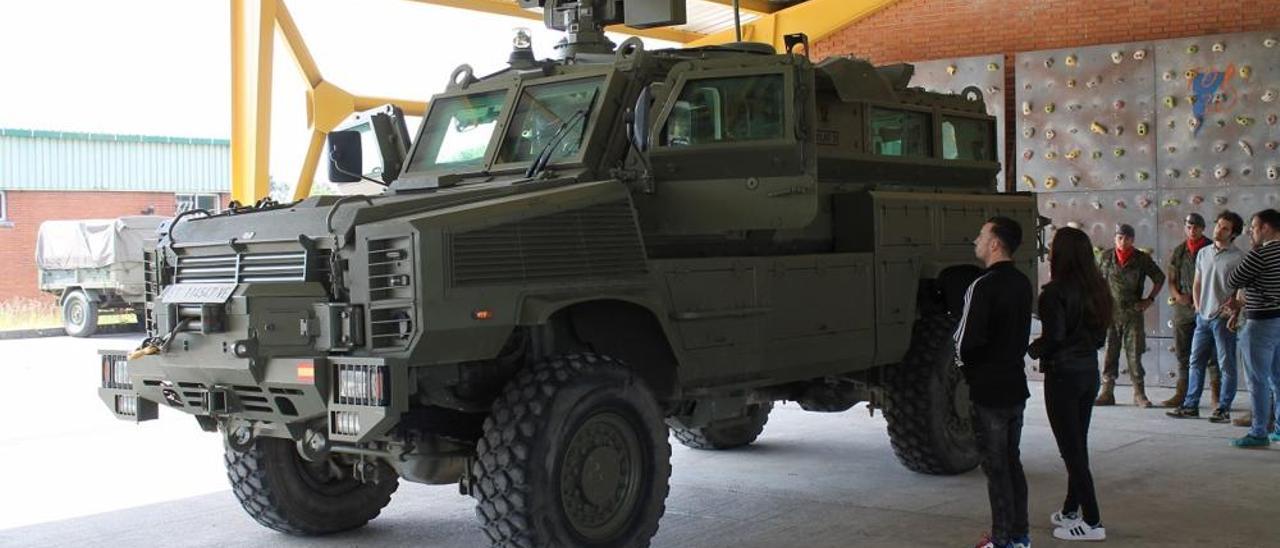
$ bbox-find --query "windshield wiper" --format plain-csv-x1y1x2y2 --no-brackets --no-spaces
524,90,599,179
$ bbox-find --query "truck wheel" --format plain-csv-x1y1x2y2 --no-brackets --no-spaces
224,437,398,535
472,353,670,548
669,402,772,450
883,313,980,475
132,305,147,332
62,290,98,337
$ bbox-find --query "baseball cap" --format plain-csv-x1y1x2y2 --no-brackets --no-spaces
1116,224,1136,238
1185,212,1206,227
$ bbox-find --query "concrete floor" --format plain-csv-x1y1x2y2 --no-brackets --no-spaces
2,335,1278,547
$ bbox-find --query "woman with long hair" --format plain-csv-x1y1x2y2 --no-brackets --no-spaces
1028,226,1113,542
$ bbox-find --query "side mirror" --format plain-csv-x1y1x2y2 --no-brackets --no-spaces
632,84,653,152
328,131,362,183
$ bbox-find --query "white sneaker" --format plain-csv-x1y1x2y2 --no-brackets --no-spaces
1053,522,1107,541
1050,510,1081,527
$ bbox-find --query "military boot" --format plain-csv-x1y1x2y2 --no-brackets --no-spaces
1095,379,1116,406
1160,376,1188,408
1210,377,1222,410
1133,382,1154,408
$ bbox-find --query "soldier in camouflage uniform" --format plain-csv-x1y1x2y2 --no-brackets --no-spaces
1163,213,1220,408
1097,224,1166,407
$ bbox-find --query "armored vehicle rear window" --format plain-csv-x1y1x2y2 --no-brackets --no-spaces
497,77,604,165
870,108,930,158
663,74,785,146
941,116,993,161
407,90,508,172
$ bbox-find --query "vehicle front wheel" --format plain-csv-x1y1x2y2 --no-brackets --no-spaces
225,437,398,535
883,313,980,475
472,353,670,548
62,290,98,337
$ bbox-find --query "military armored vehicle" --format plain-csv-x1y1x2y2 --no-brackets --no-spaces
98,1,1037,545
37,216,163,336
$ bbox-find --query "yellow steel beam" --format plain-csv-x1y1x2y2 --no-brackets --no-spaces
698,0,780,14
230,0,276,204
685,0,901,50
407,0,705,43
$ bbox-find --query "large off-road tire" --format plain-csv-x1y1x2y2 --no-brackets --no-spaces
669,402,772,450
472,353,670,548
62,290,98,337
224,437,399,535
883,313,980,475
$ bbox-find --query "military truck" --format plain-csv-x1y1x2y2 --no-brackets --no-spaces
98,1,1037,545
37,216,164,336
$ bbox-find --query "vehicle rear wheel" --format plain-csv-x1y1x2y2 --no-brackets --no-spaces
669,402,772,450
883,313,980,475
132,305,147,332
62,290,98,337
224,437,398,535
472,353,670,548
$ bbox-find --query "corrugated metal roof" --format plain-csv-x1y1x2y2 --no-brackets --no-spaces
0,128,230,193
677,0,761,36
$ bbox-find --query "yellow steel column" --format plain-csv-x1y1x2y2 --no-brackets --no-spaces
231,0,276,204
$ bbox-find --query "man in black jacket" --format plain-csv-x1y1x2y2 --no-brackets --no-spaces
954,217,1034,548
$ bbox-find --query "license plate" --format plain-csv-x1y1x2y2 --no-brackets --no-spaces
161,283,238,304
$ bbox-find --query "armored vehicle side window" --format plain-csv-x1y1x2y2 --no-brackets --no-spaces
663,74,784,146
406,90,508,172
941,116,993,161
870,108,930,158
497,77,604,164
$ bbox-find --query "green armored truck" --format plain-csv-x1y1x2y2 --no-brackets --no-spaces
98,1,1037,545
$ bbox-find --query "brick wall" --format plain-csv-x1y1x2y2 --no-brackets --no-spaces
814,0,1280,189
0,191,228,302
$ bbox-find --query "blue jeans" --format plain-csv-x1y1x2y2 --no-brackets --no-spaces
1181,315,1238,410
1239,317,1280,438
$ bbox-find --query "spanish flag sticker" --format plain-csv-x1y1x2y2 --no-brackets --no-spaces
297,361,315,382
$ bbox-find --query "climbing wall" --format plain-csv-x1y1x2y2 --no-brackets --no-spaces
1019,30,1280,387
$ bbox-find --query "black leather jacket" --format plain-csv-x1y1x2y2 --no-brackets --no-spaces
1029,281,1107,373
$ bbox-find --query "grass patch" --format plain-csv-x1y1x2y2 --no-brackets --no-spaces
0,298,139,331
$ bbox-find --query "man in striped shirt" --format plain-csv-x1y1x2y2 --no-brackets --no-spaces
1225,209,1280,448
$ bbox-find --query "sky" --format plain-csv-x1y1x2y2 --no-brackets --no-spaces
0,0,676,196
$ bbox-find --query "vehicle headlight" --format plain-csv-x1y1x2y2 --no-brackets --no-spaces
336,363,388,406
331,411,362,436
102,354,131,389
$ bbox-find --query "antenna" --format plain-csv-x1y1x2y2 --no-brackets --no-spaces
732,0,742,42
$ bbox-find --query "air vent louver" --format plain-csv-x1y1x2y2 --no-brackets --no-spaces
450,201,646,286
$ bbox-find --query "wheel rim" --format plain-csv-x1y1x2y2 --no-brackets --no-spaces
68,300,85,327
560,409,645,542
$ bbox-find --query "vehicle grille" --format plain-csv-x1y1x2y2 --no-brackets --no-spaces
366,236,415,352
448,200,647,287
172,249,330,285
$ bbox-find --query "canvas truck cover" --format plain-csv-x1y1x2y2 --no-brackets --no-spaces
35,216,166,270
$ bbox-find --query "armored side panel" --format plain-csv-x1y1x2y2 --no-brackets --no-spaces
908,54,1007,190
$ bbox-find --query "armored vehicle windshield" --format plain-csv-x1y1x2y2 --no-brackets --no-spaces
406,89,509,173
497,76,602,164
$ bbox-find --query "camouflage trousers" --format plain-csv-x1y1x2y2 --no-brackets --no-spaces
1172,305,1220,384
1103,312,1146,384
